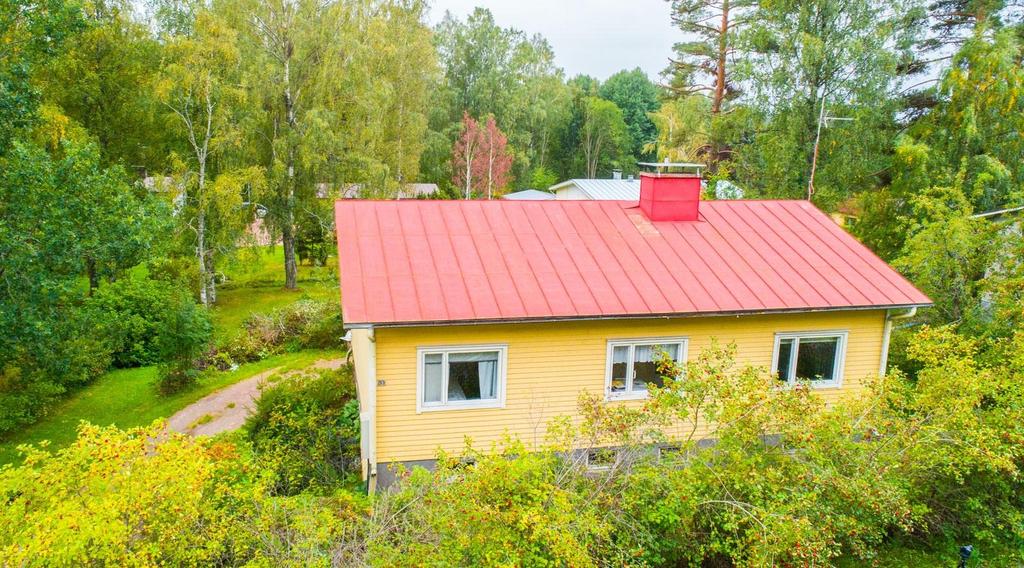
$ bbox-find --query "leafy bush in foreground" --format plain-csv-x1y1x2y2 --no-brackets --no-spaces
1,328,1022,567
246,365,360,495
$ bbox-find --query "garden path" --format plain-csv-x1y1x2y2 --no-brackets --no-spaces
167,358,344,437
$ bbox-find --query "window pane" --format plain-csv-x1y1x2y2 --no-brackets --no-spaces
610,346,629,393
633,343,679,391
423,353,443,403
448,351,499,401
795,337,839,382
775,338,794,381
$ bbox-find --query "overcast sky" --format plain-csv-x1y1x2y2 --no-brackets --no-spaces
426,0,678,82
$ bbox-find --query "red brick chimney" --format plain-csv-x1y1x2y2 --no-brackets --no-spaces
638,172,702,221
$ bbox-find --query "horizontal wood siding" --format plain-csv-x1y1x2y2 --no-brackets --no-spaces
373,310,887,463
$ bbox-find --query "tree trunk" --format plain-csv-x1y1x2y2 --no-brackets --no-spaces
283,220,298,290
712,0,729,114
283,46,299,290
486,138,494,200
207,252,217,304
464,145,473,200
197,209,209,307
86,258,99,295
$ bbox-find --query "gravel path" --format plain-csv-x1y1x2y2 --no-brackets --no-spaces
168,358,344,437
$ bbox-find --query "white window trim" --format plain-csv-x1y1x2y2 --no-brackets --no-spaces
416,344,508,413
605,337,688,401
770,330,849,389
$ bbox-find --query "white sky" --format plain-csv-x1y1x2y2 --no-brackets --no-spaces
426,0,678,82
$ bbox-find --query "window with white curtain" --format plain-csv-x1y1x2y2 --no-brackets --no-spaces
417,345,507,411
606,338,687,400
772,331,848,388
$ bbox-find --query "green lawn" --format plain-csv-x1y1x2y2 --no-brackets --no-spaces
213,247,339,341
0,246,345,466
0,350,342,465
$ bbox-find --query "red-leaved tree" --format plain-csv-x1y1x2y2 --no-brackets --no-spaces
452,113,513,199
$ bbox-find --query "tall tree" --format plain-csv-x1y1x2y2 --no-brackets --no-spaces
452,113,482,199
580,97,629,179
0,0,81,153
341,0,437,189
598,68,661,162
156,10,260,306
226,0,349,290
738,0,925,205
451,113,512,199
40,0,168,170
432,8,570,186
666,0,753,114
856,27,1024,258
480,115,513,199
0,131,165,429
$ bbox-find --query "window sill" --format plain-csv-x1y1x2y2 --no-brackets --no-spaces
606,392,650,402
417,401,504,413
778,381,842,390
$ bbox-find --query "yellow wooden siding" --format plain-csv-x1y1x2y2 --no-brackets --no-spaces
373,310,887,463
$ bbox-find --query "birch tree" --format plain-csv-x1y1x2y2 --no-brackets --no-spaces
226,0,350,289
580,97,628,179
452,113,483,199
451,113,512,199
156,11,259,306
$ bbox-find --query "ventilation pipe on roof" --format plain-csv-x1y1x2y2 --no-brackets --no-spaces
612,169,622,180
637,162,705,221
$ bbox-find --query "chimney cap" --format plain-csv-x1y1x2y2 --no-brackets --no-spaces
637,161,705,176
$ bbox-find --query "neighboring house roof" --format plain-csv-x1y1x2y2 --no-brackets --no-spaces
335,199,931,327
398,183,439,199
550,179,641,200
338,183,439,200
503,189,556,200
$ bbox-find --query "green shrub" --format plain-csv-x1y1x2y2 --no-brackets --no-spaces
0,422,246,565
245,365,359,495
84,277,181,367
156,292,212,394
225,299,343,364
146,256,200,298
0,312,112,433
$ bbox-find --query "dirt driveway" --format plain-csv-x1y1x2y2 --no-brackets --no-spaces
168,358,344,437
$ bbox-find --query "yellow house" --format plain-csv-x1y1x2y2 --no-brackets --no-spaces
335,173,931,491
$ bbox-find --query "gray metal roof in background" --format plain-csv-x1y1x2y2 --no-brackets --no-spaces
503,189,556,200
551,179,641,200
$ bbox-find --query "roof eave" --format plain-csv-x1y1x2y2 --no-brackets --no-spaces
343,302,933,330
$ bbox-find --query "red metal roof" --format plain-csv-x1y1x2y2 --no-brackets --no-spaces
334,199,931,326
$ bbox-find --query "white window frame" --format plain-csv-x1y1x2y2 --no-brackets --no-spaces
605,337,688,401
416,344,507,413
771,330,848,388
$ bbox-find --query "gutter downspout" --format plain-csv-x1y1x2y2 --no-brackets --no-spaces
879,307,917,377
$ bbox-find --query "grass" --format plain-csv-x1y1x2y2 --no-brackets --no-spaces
212,247,338,341
0,245,345,466
0,349,341,465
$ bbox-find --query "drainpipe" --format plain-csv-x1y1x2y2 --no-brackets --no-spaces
879,307,917,377
345,325,378,493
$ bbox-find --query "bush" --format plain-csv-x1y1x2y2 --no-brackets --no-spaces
0,311,112,433
146,256,200,299
0,422,245,565
245,365,359,495
225,299,343,364
84,277,182,367
156,292,212,394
